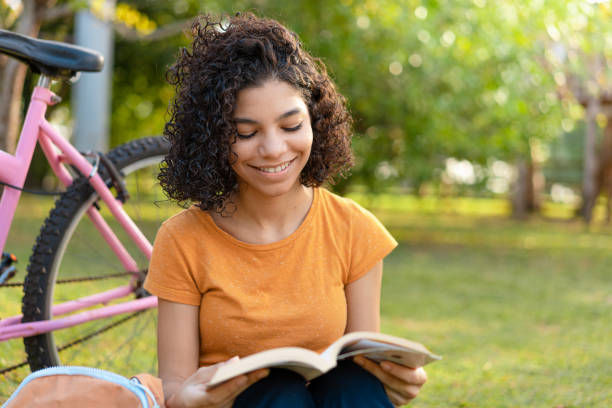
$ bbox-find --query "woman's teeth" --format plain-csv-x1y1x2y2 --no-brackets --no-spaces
257,161,291,173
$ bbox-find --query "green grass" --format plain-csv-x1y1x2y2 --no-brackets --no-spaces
354,195,612,407
0,193,171,400
1,194,611,406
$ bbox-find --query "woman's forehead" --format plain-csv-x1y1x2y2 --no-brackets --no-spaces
233,80,308,120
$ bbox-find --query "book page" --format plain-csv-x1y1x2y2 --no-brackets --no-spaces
338,340,440,368
323,332,441,368
339,339,411,357
207,347,334,386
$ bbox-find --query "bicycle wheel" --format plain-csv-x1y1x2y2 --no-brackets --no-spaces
22,137,177,375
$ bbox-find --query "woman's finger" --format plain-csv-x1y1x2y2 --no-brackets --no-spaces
190,356,245,386
384,386,406,407
355,357,425,401
380,362,427,386
204,374,249,404
353,357,405,390
191,361,224,384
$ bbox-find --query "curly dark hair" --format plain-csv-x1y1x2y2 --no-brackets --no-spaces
160,13,354,212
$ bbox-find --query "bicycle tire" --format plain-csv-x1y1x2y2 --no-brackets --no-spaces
22,136,174,374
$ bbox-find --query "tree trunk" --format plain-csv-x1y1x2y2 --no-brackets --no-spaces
580,98,601,223
512,149,544,218
0,1,183,154
0,0,56,154
600,119,612,223
512,158,531,218
595,114,612,223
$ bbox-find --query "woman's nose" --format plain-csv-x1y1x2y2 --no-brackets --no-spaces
258,130,286,158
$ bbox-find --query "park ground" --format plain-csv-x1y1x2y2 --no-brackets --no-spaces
1,193,611,407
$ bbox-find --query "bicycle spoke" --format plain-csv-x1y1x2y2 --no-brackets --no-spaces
21,137,174,376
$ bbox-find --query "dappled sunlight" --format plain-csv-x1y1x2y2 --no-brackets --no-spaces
347,194,612,254
373,204,611,405
381,316,481,339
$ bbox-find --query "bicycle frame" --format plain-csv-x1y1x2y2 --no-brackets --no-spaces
0,77,157,342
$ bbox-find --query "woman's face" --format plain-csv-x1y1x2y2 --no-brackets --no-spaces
230,79,313,199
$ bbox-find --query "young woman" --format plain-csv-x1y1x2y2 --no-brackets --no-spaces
144,13,427,408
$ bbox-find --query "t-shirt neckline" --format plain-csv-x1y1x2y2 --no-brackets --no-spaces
201,187,319,251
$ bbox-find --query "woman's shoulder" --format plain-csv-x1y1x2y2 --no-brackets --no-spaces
315,189,387,237
315,188,397,256
158,205,210,236
317,188,374,219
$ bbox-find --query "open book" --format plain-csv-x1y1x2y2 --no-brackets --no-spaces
207,331,441,387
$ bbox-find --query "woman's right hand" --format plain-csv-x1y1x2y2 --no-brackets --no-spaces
166,360,269,408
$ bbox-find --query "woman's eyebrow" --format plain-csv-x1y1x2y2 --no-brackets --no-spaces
233,108,304,124
276,108,302,121
233,117,257,124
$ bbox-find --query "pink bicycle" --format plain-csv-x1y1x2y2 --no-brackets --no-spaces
0,30,174,380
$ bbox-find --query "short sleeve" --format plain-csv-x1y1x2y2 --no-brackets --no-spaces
346,203,398,284
143,223,202,306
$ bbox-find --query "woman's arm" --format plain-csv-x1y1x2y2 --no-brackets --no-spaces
157,299,268,408
345,260,383,333
158,299,200,400
345,261,427,407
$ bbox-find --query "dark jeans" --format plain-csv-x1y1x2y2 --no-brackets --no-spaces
233,360,394,408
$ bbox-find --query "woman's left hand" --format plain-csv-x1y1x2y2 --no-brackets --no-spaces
353,356,427,407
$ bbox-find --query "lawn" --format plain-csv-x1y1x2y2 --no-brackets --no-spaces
356,193,612,407
1,193,611,406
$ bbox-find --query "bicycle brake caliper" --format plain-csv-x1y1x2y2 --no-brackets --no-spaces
0,252,17,285
98,153,130,203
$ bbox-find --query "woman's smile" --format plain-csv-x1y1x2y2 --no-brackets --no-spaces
231,79,313,198
250,158,296,174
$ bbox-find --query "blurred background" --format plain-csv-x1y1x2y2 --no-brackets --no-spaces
2,0,612,222
1,0,611,406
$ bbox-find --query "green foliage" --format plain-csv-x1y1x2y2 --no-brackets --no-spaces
0,1,19,29
6,0,612,191
110,2,186,145
112,38,176,143
107,1,550,187
91,1,612,192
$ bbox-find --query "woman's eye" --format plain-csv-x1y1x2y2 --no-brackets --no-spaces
237,131,256,139
283,122,303,132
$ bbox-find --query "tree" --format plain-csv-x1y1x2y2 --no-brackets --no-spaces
7,0,611,223
0,0,73,153
536,0,612,222
103,0,568,204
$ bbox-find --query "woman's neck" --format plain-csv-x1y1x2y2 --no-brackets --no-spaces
211,184,314,244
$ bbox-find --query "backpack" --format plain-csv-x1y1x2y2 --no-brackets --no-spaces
2,366,164,407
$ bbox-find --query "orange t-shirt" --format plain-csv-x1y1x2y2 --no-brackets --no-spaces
143,188,397,367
